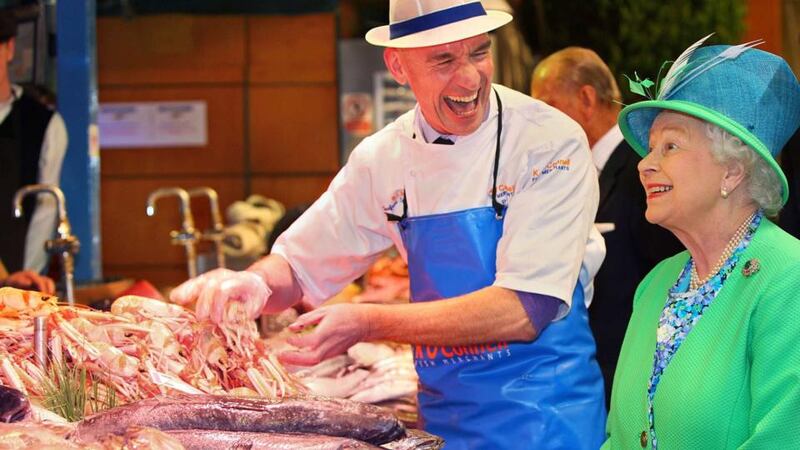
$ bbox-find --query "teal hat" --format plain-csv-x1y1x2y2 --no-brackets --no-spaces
618,38,800,205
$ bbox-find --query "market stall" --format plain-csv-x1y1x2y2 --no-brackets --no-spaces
0,287,440,449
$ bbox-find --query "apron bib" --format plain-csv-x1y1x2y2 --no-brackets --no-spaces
391,90,606,449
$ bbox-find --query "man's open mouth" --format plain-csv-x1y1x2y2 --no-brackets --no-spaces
443,89,479,117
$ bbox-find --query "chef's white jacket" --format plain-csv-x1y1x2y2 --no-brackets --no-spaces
273,85,605,319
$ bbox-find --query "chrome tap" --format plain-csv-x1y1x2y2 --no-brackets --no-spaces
188,187,226,269
33,316,48,370
146,187,199,279
12,184,80,305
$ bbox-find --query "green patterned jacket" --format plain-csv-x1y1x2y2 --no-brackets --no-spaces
603,219,800,449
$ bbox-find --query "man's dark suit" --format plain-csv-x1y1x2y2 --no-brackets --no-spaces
778,128,800,239
592,139,684,408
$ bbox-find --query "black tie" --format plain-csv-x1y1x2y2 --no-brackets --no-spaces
433,136,454,145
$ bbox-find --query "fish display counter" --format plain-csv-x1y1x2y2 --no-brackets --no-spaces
0,287,441,449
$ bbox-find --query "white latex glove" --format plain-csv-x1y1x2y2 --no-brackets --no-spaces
170,268,271,324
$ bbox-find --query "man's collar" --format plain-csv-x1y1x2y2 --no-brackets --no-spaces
0,84,21,106
416,111,460,144
592,124,623,173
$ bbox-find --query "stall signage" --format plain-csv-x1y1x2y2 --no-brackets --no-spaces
99,101,208,148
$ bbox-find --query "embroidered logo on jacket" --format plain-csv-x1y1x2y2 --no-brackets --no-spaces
531,158,571,184
487,184,516,205
383,189,405,215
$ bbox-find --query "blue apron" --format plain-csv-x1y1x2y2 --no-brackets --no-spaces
389,91,606,449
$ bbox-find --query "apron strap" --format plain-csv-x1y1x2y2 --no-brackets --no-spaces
386,88,505,222
490,90,504,219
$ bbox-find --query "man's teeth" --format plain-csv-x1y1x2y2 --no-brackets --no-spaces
650,186,673,193
446,93,478,103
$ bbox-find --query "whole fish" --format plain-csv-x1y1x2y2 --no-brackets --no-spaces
75,394,404,445
167,430,381,449
383,429,444,450
0,385,29,423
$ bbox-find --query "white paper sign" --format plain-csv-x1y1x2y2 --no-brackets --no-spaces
99,101,208,148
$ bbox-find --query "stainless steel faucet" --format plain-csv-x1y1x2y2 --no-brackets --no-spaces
12,184,80,305
146,187,199,279
33,316,48,370
187,187,226,269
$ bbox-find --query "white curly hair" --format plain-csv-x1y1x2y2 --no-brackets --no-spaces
705,123,783,216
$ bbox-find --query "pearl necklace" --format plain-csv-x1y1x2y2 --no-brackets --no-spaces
689,211,756,290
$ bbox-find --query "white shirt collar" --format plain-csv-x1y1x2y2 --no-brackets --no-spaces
0,85,23,124
592,124,624,173
415,111,458,144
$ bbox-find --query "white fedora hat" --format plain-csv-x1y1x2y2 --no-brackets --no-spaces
365,0,513,48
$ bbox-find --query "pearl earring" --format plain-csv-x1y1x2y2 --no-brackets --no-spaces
721,187,729,199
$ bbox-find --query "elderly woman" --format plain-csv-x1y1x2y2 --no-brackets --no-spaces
603,40,800,449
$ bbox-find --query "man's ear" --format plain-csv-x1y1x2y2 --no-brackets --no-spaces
384,48,408,85
5,37,14,63
578,85,597,110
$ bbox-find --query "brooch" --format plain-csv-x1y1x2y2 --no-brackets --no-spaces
742,258,760,277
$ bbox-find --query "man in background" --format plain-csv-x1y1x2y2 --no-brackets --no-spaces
778,129,800,238
0,9,67,292
531,47,682,407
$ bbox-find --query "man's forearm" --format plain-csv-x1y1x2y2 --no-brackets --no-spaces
247,254,304,313
363,286,537,346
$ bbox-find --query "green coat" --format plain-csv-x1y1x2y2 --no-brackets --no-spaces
603,219,800,449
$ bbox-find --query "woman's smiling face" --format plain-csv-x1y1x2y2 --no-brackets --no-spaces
638,111,728,232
